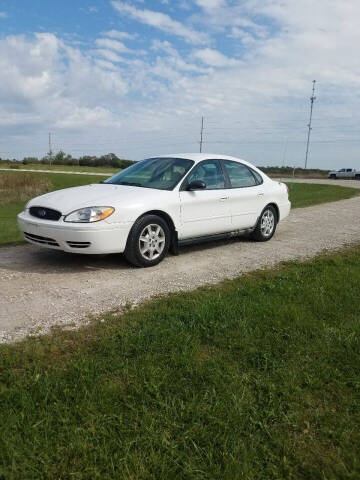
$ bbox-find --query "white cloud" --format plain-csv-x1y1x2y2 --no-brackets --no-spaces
228,27,256,44
96,38,131,53
152,40,209,73
95,37,146,56
0,11,7,18
92,48,126,63
193,48,241,67
111,1,209,44
102,29,136,40
0,33,128,137
195,0,225,10
94,58,118,70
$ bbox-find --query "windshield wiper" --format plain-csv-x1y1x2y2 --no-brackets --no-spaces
117,181,143,187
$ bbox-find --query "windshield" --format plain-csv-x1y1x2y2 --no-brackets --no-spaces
105,157,194,190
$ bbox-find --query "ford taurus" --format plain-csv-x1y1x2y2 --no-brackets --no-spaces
18,154,291,267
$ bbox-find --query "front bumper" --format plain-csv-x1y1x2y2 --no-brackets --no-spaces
17,210,133,254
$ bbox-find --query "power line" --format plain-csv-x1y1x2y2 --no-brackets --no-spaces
305,80,317,169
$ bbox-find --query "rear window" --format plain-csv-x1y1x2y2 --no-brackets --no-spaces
223,161,261,188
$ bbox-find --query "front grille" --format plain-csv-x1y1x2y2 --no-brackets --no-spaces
29,206,62,221
24,232,59,246
66,241,91,249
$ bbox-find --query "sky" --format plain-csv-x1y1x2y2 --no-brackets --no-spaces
0,0,360,169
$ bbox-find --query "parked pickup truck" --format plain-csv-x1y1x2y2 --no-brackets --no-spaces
328,168,360,180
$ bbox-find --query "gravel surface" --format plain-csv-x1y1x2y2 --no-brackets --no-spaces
1,179,359,343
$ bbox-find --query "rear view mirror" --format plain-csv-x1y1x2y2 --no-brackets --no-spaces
187,180,206,191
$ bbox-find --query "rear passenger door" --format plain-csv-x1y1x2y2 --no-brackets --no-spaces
222,160,265,230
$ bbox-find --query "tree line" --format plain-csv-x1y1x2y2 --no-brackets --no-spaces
0,152,135,169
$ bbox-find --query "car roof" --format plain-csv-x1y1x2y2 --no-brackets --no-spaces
158,153,253,167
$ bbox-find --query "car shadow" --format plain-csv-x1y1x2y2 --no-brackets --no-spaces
0,235,251,275
0,245,130,275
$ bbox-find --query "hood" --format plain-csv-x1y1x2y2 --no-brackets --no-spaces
27,183,167,215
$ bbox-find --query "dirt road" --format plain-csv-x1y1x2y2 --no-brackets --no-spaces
1,179,359,343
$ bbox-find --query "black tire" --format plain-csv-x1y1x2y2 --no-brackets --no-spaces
251,205,277,242
329,174,336,179
124,214,171,267
355,174,360,181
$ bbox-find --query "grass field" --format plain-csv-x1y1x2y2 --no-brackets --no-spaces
261,167,329,179
0,171,358,245
287,182,358,208
0,171,108,244
1,245,359,479
0,164,117,174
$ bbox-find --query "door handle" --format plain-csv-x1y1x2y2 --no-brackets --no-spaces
257,192,264,196
219,196,229,201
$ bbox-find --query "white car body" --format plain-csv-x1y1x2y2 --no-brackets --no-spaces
18,153,291,256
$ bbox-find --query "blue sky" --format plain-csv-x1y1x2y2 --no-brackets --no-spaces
0,0,360,169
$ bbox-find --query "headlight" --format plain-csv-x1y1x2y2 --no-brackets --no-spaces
64,206,115,223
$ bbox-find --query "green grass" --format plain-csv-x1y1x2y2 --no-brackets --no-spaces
0,172,108,244
1,246,360,479
264,167,329,179
287,182,358,208
0,171,358,245
0,163,117,173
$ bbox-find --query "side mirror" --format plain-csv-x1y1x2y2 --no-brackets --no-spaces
187,180,206,191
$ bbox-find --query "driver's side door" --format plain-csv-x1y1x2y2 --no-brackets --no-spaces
178,160,232,240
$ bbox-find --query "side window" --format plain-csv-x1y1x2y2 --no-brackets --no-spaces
223,161,257,188
187,160,226,189
252,169,263,185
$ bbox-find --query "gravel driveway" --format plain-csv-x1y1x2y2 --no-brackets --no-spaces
1,178,359,343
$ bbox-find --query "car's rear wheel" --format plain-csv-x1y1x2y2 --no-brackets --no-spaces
124,214,170,267
355,174,360,181
329,174,336,179
251,205,277,242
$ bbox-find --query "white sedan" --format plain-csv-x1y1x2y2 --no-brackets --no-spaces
18,154,291,267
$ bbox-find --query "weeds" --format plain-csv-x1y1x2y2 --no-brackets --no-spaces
0,172,52,206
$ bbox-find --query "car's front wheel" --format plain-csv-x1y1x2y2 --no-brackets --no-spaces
124,214,170,267
251,205,277,242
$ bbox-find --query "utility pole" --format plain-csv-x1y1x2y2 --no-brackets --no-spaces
48,132,53,166
304,80,316,169
199,116,204,153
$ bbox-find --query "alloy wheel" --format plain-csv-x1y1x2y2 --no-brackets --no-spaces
260,210,275,237
139,224,166,260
